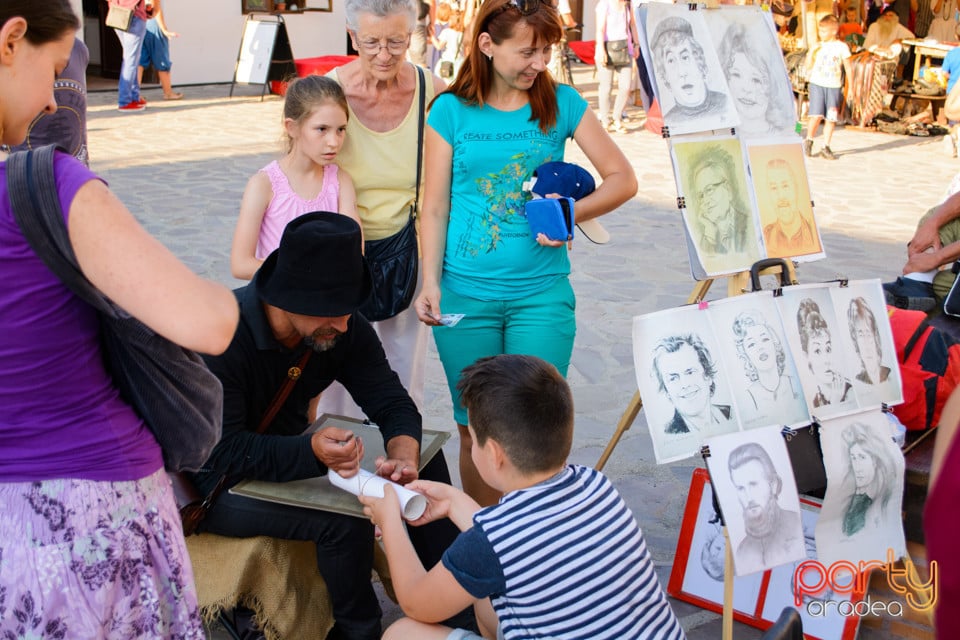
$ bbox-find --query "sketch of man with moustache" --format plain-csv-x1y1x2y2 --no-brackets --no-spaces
761,158,821,257
728,442,804,574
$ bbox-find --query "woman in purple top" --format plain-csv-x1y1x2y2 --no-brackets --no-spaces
0,2,239,636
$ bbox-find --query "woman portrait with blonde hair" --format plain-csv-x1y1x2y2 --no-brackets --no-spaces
840,422,898,536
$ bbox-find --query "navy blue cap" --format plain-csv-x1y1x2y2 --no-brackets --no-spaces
531,162,597,200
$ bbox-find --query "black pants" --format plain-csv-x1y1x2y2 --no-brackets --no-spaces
199,453,462,640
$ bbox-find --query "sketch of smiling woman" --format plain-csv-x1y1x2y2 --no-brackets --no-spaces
732,310,802,412
717,23,793,135
797,298,853,408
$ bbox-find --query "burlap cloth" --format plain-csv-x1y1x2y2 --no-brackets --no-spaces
186,533,333,640
186,534,396,640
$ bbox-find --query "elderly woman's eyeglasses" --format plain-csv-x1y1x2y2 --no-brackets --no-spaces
354,34,410,55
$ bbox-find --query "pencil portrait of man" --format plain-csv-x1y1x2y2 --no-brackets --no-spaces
646,6,738,134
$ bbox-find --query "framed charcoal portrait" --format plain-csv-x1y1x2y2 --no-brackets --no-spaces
761,497,863,640
303,0,334,11
242,0,274,13
669,470,862,640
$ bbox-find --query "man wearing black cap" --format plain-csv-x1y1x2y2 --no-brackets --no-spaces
191,212,461,640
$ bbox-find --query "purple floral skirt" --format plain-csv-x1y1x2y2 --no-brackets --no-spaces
0,469,204,639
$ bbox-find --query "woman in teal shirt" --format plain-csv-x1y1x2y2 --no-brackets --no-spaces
415,0,636,506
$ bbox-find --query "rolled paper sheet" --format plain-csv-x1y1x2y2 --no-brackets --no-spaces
329,468,427,521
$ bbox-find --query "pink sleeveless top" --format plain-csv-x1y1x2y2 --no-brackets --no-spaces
255,160,341,259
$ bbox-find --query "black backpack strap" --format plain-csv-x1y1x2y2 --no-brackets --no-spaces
7,145,115,317
903,318,932,361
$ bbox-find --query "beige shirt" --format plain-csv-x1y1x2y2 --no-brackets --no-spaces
328,68,435,241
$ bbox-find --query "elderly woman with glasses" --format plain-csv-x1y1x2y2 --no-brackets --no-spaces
320,0,447,422
414,0,637,506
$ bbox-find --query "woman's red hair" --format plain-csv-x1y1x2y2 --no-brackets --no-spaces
436,0,563,133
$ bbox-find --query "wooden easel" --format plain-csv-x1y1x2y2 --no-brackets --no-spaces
594,259,796,640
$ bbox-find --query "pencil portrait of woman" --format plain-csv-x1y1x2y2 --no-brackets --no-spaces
840,422,898,536
844,295,901,406
731,309,809,428
796,298,855,411
708,13,796,137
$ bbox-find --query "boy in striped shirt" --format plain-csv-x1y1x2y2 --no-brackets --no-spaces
360,354,686,639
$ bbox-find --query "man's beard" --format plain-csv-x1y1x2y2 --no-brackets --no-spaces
304,332,341,353
877,19,895,41
743,498,780,539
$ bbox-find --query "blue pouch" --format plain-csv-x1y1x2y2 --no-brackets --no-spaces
525,196,575,241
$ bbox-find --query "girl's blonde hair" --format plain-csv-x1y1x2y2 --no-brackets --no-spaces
282,75,349,152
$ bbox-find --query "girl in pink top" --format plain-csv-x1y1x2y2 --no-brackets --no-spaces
231,75,361,279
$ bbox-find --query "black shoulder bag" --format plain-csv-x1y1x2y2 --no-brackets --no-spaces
357,65,426,322
7,145,223,473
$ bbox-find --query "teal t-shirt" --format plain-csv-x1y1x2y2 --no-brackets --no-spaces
428,84,588,301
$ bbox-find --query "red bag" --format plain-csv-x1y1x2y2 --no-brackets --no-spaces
889,307,960,430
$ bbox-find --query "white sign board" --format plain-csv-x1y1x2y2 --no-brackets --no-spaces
235,19,280,85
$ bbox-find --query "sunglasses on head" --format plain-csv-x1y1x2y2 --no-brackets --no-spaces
498,0,541,17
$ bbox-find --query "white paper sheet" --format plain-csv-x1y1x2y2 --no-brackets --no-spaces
329,468,427,521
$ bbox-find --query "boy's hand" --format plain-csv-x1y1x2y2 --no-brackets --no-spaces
404,479,455,524
359,484,404,531
405,479,482,531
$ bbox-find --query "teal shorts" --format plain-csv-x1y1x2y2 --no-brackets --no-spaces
432,277,576,425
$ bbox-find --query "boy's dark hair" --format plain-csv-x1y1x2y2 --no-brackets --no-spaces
456,355,573,473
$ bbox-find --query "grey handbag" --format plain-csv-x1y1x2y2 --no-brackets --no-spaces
7,145,223,472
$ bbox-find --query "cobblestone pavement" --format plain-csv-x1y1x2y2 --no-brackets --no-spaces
85,65,951,639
